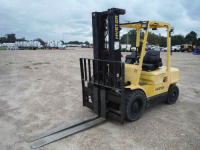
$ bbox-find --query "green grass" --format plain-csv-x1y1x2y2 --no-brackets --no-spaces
23,66,32,69
0,47,7,50
5,62,14,65
32,62,50,65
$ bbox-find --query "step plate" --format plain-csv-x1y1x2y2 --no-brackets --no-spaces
27,115,98,142
30,118,105,149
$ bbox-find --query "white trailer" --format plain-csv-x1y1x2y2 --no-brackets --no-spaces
121,44,131,52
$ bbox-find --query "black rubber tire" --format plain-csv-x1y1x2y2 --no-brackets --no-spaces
125,90,147,122
166,84,179,104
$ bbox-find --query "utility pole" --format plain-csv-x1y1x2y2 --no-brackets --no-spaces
62,33,67,43
124,20,131,50
63,33,64,42
127,31,129,44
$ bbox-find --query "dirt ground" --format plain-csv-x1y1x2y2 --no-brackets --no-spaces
0,48,200,150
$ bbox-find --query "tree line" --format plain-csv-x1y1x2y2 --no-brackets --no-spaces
0,34,90,46
0,34,46,46
120,30,200,47
1,31,199,48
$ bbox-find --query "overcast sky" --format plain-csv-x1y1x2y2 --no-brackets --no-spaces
0,0,200,43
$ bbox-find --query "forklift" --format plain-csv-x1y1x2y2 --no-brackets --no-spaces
27,8,179,149
180,44,196,52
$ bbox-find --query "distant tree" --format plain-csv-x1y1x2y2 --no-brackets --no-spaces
147,32,158,45
129,30,137,46
0,37,7,43
159,36,167,47
84,41,90,45
16,37,27,41
185,31,197,44
121,30,167,47
120,29,137,46
34,38,45,46
61,40,64,44
120,32,129,45
68,41,81,44
197,38,200,46
171,35,185,45
6,33,16,43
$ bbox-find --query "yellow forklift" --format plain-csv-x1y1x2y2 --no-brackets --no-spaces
27,8,179,149
180,44,196,52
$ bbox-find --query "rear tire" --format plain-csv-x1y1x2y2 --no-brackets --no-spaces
125,90,146,122
166,84,179,104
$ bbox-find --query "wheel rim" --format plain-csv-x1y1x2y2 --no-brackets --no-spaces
131,99,142,115
170,90,177,102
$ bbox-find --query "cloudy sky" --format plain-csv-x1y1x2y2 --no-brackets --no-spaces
0,0,199,43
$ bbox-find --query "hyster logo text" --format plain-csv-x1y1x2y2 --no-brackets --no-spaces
115,15,119,40
155,86,164,91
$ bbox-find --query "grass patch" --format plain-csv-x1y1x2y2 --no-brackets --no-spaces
5,62,14,65
0,47,7,50
32,62,50,65
194,89,200,95
23,66,32,69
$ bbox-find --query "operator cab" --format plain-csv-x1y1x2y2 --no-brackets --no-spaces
125,50,162,71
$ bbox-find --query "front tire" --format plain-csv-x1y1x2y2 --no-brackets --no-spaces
125,90,146,122
166,84,179,104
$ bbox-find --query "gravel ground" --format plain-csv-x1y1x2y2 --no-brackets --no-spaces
0,48,200,150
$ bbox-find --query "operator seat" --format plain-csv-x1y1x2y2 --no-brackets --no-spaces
142,50,162,71
125,51,137,64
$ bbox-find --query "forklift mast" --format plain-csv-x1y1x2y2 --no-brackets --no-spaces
92,8,125,61
79,8,126,123
92,8,125,86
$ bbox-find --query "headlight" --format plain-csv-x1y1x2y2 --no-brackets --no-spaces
141,23,147,28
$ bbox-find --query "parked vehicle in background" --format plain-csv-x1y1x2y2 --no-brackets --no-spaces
29,41,40,50
1,41,43,50
81,44,89,48
58,42,66,49
172,45,181,52
160,47,165,51
1,43,18,50
152,46,161,51
66,44,82,47
193,46,200,55
59,44,66,50
121,44,131,52
131,47,136,51
180,44,196,52
146,45,153,51
163,47,167,52
46,41,65,49
146,45,161,51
